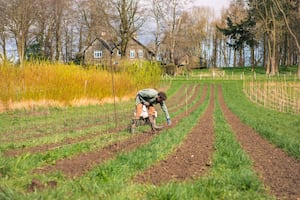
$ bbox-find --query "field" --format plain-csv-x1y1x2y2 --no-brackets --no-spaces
0,67,300,199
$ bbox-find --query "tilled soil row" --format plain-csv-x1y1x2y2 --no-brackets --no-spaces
168,84,196,113
5,85,195,156
134,85,215,185
32,84,207,178
2,84,192,144
218,85,300,200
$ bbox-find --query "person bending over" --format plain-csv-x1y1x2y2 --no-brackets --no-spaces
133,88,171,130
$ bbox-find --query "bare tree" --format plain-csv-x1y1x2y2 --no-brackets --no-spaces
150,0,165,57
0,2,8,62
50,0,69,61
248,0,282,75
274,0,300,78
161,0,191,64
110,0,145,57
1,0,38,66
187,7,215,67
81,0,113,43
34,0,56,60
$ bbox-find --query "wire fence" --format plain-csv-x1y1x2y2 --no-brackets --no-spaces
243,75,300,114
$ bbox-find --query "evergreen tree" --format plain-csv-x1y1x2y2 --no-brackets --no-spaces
217,15,258,69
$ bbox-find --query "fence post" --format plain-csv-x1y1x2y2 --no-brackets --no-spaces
110,52,117,128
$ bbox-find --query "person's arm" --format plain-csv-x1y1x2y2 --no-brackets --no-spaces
160,102,171,125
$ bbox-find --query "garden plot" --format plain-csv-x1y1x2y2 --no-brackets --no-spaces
0,82,299,200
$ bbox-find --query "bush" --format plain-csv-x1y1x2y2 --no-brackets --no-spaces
163,64,177,75
0,61,162,109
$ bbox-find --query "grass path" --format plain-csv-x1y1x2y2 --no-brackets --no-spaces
218,85,300,200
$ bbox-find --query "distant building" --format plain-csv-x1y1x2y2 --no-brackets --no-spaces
81,38,112,67
80,36,156,67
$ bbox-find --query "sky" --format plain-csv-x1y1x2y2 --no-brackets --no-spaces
139,0,231,43
191,0,231,14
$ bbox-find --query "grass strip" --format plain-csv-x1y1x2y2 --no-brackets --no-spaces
5,84,208,199
136,84,272,200
222,81,300,160
0,82,194,198
0,131,131,181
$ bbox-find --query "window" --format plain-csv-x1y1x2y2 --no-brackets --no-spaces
138,50,143,58
130,50,135,58
94,50,102,58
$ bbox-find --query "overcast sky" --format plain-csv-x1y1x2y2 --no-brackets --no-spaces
139,0,231,43
190,0,230,14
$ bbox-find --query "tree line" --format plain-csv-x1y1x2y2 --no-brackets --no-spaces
0,0,299,77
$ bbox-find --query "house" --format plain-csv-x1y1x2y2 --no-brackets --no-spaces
177,55,203,69
177,54,190,66
81,36,155,67
118,37,156,62
81,38,113,67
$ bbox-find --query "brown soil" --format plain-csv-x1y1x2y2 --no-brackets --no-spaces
23,83,299,200
5,84,196,156
218,85,300,200
134,85,215,185
32,85,207,178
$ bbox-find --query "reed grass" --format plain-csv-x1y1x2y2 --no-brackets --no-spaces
0,61,162,111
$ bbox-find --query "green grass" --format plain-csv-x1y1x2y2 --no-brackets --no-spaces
171,66,299,81
222,81,300,160
191,65,298,76
0,79,296,199
125,85,272,200
0,82,209,199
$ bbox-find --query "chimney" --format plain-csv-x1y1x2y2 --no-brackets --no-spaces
132,32,137,39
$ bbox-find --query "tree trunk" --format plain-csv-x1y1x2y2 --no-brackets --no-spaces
273,0,300,78
233,49,237,67
266,36,271,74
298,61,300,79
0,38,7,61
270,6,277,75
222,41,228,67
263,33,267,70
251,46,255,71
16,34,27,67
55,22,61,61
271,35,277,75
212,34,218,68
238,48,243,67
283,31,288,67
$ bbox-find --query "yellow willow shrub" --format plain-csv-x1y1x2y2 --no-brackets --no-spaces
0,62,18,105
0,62,132,104
124,60,162,90
0,61,162,107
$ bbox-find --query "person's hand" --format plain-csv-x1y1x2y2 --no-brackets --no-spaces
167,118,171,126
144,102,150,106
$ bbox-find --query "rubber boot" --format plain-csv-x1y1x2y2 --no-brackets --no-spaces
130,119,139,134
149,116,163,133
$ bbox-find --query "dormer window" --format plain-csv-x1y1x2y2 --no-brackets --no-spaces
94,50,102,58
